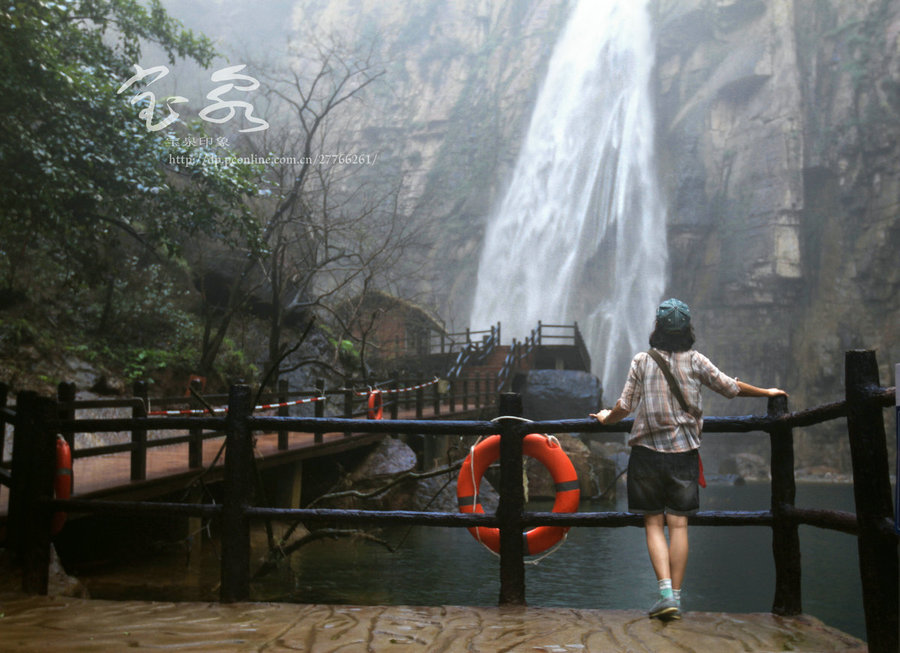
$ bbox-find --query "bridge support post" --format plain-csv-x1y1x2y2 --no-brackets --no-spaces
221,384,254,603
277,462,303,510
185,485,206,567
845,350,898,653
767,394,801,615
497,392,526,605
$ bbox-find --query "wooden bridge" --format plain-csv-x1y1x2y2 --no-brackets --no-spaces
0,321,590,519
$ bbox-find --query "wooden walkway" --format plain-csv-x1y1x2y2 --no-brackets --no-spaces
0,398,492,519
0,427,390,518
0,593,866,652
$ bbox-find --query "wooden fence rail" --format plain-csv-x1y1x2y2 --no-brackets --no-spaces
0,350,896,651
0,373,500,484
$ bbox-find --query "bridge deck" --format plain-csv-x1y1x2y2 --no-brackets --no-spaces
0,593,866,652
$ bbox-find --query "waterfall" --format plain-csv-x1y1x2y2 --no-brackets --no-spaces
469,0,666,397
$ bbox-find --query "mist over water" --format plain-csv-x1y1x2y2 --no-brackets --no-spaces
469,0,666,396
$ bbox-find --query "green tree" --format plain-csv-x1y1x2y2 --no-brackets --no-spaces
0,0,264,381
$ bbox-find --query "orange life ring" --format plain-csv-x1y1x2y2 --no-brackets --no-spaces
367,389,383,420
457,433,580,555
52,436,72,535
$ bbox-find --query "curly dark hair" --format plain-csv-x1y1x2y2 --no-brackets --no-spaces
649,320,696,352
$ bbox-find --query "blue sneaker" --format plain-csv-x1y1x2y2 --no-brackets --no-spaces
648,596,680,620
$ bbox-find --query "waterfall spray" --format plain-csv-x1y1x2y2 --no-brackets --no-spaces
469,0,666,396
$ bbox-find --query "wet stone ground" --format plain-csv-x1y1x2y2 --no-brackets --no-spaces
0,592,866,652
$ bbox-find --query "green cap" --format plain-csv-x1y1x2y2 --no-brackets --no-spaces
656,298,691,333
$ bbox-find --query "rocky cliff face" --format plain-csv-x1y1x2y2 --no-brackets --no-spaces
653,0,899,470
287,0,569,325
288,0,897,472
163,0,896,472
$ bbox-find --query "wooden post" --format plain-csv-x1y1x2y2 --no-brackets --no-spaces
497,392,526,605
462,378,469,412
415,377,424,420
277,379,289,451
343,388,353,437
56,381,76,453
277,462,303,510
474,375,481,410
221,384,254,603
132,381,148,482
314,379,325,444
432,378,441,417
448,379,456,414
0,381,8,463
8,391,37,561
188,378,203,468
767,394,801,615
21,396,56,595
389,376,399,421
844,350,898,653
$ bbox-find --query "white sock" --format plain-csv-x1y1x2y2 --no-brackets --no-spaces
658,578,673,599
673,589,682,602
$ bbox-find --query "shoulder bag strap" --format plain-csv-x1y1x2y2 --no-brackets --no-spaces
646,349,701,419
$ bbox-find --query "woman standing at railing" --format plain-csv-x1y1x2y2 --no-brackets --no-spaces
590,298,787,621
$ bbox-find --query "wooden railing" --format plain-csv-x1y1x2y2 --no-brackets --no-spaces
0,374,501,485
496,321,591,389
428,323,501,356
1,350,896,651
446,327,500,378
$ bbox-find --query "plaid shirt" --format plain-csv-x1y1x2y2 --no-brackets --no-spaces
617,349,740,453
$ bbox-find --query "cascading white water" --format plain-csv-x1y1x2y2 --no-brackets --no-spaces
469,0,666,397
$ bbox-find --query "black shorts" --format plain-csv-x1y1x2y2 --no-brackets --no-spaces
627,446,699,516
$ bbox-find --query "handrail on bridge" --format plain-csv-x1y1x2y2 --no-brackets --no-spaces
1,350,897,652
495,321,590,389
430,323,501,356
0,374,502,483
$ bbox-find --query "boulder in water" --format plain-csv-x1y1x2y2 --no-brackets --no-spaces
521,369,602,420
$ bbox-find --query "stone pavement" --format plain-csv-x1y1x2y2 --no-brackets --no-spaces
0,593,866,652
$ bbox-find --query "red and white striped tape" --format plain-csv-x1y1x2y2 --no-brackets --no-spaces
146,394,326,416
145,377,440,416
356,377,439,397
